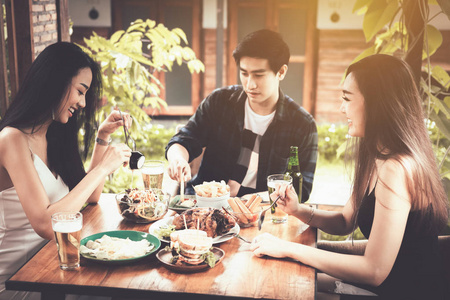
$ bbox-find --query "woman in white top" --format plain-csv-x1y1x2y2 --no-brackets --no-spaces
0,42,132,299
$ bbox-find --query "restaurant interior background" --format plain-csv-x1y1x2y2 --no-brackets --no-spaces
0,0,449,228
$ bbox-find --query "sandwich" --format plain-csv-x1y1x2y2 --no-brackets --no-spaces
168,229,216,267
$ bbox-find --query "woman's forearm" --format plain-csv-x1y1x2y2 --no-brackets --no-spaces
282,243,384,286
293,205,354,235
86,136,110,202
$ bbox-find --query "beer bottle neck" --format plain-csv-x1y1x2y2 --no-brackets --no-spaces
288,154,300,172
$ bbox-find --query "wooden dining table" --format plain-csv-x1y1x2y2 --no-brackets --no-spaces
6,193,317,300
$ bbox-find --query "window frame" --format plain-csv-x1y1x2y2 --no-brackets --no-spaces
112,0,202,116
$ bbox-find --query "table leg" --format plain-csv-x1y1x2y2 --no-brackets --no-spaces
41,291,65,300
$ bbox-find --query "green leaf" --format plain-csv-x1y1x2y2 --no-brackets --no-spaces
172,28,188,44
437,0,450,20
431,110,450,140
362,0,399,42
445,96,450,108
432,94,450,119
423,25,443,59
353,0,372,14
431,66,450,89
110,30,124,44
145,19,156,29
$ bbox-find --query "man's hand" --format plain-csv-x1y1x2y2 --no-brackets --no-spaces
167,144,192,182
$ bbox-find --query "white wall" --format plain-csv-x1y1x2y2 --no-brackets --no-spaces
203,0,227,29
68,0,111,27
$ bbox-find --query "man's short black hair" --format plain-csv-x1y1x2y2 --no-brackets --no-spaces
232,29,290,74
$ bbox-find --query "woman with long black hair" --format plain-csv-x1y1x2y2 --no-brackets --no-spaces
250,54,449,299
0,42,131,299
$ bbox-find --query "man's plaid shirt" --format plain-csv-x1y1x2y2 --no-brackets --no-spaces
166,85,318,201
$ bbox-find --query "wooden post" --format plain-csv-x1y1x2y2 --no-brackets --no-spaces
0,3,9,117
303,0,318,116
5,0,34,98
56,0,70,42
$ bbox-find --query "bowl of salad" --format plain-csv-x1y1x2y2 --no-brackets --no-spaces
116,188,169,223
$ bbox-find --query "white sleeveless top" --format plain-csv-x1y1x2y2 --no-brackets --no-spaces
0,152,69,299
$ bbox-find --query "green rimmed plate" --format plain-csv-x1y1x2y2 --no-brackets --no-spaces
80,230,161,264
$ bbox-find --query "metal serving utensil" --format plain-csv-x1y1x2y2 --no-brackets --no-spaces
118,108,137,151
257,195,281,230
221,207,252,244
220,232,251,244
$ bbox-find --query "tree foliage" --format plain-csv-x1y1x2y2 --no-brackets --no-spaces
351,0,450,196
79,19,204,144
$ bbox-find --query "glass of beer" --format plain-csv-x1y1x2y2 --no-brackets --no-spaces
267,174,292,223
51,212,83,270
141,160,164,190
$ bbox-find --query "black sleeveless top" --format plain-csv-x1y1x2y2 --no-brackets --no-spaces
356,186,447,299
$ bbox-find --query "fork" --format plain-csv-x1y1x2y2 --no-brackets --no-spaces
222,232,251,244
257,195,281,230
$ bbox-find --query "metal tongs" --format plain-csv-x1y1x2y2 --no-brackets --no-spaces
118,109,136,151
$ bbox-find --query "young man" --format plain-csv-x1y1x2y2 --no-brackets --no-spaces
166,29,317,201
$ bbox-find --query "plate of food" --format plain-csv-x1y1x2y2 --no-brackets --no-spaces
168,195,197,213
80,230,161,264
149,207,239,244
116,189,170,223
156,229,225,273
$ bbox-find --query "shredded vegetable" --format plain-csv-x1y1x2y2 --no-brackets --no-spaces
80,235,154,260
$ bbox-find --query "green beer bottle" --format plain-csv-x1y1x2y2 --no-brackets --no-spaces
286,146,303,203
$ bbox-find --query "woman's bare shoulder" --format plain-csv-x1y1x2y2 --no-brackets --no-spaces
377,155,413,179
0,126,26,139
376,156,413,207
0,127,29,158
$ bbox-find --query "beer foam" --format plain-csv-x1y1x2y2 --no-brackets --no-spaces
268,180,290,188
141,166,164,175
53,222,82,233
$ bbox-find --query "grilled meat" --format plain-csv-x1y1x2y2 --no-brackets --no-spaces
173,207,236,237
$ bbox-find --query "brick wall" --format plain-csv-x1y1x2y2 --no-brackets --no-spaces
32,0,58,56
315,30,367,124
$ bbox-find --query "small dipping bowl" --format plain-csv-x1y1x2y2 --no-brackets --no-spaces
231,206,262,228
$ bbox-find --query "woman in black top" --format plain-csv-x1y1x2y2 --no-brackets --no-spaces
250,54,449,299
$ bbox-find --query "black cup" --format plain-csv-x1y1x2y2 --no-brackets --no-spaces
129,151,145,169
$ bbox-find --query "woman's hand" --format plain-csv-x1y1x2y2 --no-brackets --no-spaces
250,233,290,258
99,143,132,174
271,183,300,216
97,109,132,140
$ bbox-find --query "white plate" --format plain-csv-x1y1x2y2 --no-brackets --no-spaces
149,216,240,244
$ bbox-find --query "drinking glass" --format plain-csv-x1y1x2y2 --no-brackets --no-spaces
267,174,292,223
141,160,165,190
51,212,83,270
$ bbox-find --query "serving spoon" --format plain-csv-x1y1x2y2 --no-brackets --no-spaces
257,195,281,230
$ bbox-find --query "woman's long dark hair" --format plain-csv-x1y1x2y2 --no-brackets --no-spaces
347,54,448,235
0,42,102,190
